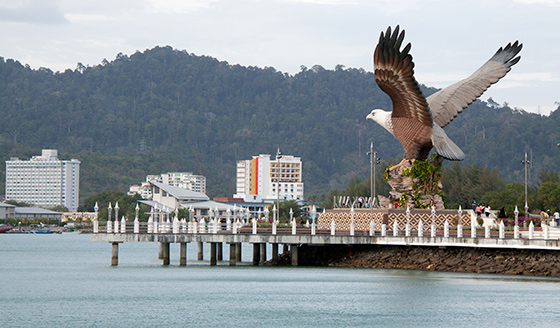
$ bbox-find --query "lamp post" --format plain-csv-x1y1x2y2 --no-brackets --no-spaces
521,152,530,219
93,202,99,234
275,148,283,223
366,142,374,219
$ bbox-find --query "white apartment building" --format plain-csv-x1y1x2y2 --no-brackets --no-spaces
128,172,206,199
5,149,80,212
234,153,304,201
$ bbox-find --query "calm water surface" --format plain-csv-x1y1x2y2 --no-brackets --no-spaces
1,233,560,327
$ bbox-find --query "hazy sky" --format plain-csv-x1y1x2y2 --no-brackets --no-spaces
1,0,559,115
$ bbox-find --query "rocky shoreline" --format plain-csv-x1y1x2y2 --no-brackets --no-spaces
288,245,560,277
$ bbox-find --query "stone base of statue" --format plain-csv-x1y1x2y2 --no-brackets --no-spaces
379,155,445,210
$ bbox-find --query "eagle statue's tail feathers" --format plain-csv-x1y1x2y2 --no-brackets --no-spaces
431,125,465,161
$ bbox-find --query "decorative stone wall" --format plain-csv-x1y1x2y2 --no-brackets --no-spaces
317,208,470,230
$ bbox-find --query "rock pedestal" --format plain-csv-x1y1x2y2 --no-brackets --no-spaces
379,157,445,210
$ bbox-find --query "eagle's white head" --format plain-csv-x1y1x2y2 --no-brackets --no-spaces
366,109,392,133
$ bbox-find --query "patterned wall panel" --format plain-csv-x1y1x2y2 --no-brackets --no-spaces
317,209,469,231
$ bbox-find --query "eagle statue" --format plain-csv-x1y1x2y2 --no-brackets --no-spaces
367,26,522,171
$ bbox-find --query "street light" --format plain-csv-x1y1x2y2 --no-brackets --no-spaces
366,142,381,209
275,148,283,223
521,152,530,219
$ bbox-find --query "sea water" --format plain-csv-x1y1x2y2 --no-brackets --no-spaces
1,233,560,327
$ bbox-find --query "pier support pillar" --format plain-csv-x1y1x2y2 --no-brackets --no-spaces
229,243,237,266
158,242,163,259
260,243,267,265
271,243,279,265
290,244,298,266
180,242,187,266
111,242,121,266
197,242,204,261
236,243,242,262
162,242,170,265
252,243,260,266
217,242,223,261
283,244,289,254
210,242,217,266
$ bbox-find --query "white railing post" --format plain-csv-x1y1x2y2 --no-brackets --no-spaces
544,222,549,240
199,218,206,234
350,206,355,236
514,225,519,239
430,206,436,238
444,220,449,238
134,216,139,234
529,221,534,239
369,220,375,236
292,219,296,235
120,216,126,234
252,218,257,235
93,202,99,234
181,219,187,233
173,216,179,234
485,225,490,239
147,216,153,234
311,220,316,235
233,219,238,234
107,220,112,234
381,223,387,237
272,219,277,235
499,220,505,239
331,219,336,236
405,206,411,237
457,206,462,238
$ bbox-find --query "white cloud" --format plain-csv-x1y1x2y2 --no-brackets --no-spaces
146,0,219,13
0,0,67,24
514,0,560,7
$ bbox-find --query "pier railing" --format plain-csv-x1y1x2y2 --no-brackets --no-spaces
91,211,559,241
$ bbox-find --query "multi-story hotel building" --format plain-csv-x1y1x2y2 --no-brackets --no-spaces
235,153,304,201
5,149,80,212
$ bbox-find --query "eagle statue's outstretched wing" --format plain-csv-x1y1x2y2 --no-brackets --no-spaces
374,25,431,127
428,41,522,128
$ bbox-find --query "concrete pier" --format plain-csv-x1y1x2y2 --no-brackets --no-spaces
180,242,187,266
198,242,203,261
271,243,279,265
210,242,217,266
236,243,242,262
290,244,298,266
93,221,560,268
253,243,260,266
111,242,121,266
229,243,237,266
162,242,170,265
217,242,223,261
260,243,267,264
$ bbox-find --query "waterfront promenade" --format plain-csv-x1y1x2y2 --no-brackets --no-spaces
91,209,560,266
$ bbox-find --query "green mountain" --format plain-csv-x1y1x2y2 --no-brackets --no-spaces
1,46,559,202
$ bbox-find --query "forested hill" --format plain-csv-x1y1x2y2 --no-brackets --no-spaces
1,46,559,201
